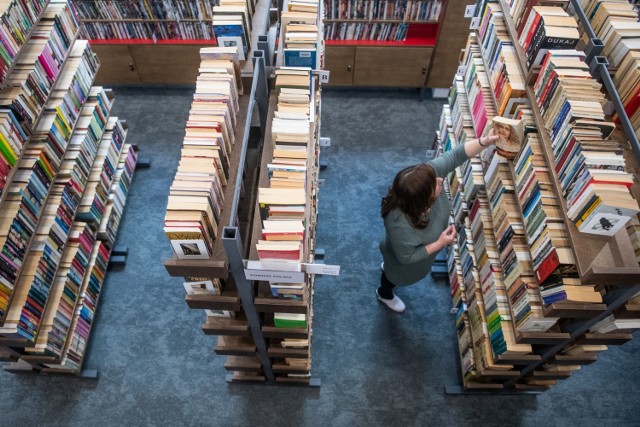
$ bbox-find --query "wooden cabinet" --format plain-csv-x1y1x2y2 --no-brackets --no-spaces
325,45,432,87
92,45,141,84
323,46,355,86
92,43,216,85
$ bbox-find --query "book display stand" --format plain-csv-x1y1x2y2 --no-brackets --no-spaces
438,0,640,394
163,0,332,385
0,2,140,378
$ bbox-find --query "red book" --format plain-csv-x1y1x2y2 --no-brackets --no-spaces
535,248,560,283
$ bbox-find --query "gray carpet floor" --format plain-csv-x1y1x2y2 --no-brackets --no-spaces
0,87,639,427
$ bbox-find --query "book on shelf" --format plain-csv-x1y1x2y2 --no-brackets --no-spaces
274,311,307,328
491,116,524,159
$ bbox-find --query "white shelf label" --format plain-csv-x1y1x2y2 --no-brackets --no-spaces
318,70,330,84
426,149,436,160
244,269,306,283
303,263,340,275
456,65,467,76
470,17,481,30
464,5,476,18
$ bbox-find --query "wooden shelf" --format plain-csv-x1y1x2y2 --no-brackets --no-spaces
185,293,240,311
543,302,607,318
531,370,573,380
516,332,570,344
224,355,262,372
201,317,250,337
229,372,266,382
268,346,309,359
616,304,640,319
553,354,598,365
254,298,308,314
214,336,256,356
262,326,309,339
577,333,633,345
496,354,541,365
477,369,521,379
163,95,250,279
463,381,504,390
272,362,310,374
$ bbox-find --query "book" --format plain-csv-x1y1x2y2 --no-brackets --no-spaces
491,116,525,159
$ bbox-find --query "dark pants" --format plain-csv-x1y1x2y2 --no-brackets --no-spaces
377,271,396,299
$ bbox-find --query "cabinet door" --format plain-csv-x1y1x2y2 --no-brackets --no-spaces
324,46,355,86
92,45,141,84
130,45,212,84
353,47,432,87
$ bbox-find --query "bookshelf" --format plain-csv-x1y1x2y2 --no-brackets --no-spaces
70,0,270,84
438,0,640,393
0,1,139,377
163,0,329,385
323,0,472,87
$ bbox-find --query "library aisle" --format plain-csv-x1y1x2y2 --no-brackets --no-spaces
1,88,639,426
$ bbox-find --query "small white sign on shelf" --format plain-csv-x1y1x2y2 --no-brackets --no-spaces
302,263,340,275
456,65,467,76
426,150,436,160
464,4,476,18
244,269,306,283
470,17,481,30
318,70,330,84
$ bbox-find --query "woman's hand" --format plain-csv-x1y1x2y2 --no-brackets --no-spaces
438,224,457,247
481,129,500,146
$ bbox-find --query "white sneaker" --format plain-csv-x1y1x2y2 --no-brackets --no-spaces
376,289,406,313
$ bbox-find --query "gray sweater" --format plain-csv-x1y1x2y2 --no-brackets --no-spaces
379,143,469,286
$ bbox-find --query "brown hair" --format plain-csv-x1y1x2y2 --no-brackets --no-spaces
381,164,438,229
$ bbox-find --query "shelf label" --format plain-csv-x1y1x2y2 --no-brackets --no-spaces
302,263,340,275
243,269,306,283
470,17,481,30
464,5,476,18
426,149,436,160
456,65,467,76
318,70,330,84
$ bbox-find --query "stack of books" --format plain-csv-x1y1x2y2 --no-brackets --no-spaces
164,49,241,261
477,1,526,116
534,50,639,235
0,0,49,84
0,1,79,127
281,0,321,69
463,38,498,137
213,0,253,60
513,132,575,283
0,41,98,327
579,0,640,137
517,5,579,69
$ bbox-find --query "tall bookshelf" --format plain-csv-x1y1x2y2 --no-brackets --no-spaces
0,0,138,376
163,0,327,385
322,0,473,87
438,0,640,392
69,0,268,84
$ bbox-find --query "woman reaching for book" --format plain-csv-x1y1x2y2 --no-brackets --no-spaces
377,132,499,313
